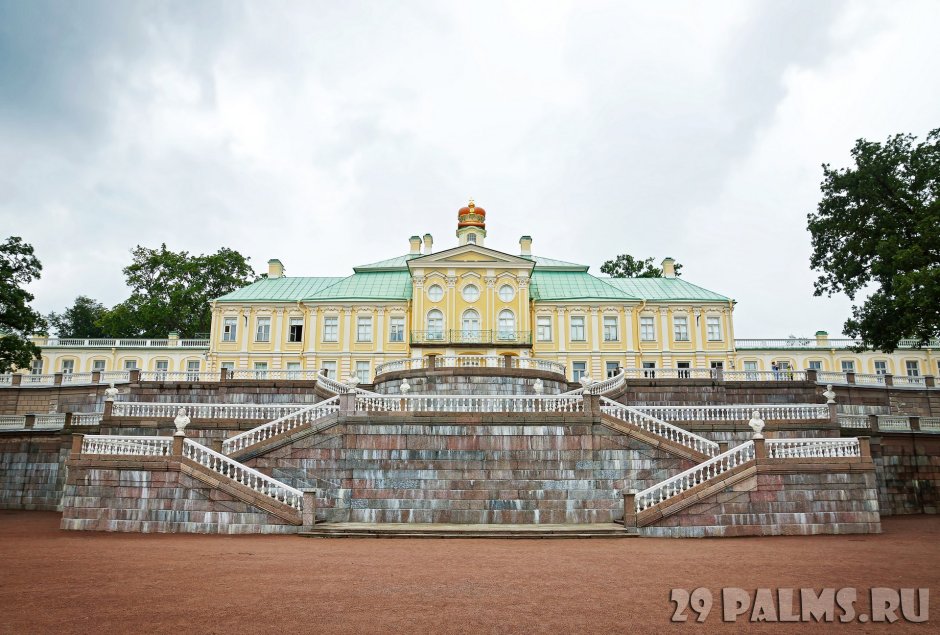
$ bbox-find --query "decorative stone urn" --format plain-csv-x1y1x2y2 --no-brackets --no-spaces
823,384,837,404
173,407,190,437
748,410,765,439
104,382,119,402
533,378,544,395
345,375,360,389
579,375,594,389
400,378,411,395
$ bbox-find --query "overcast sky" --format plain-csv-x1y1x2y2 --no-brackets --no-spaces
1,1,937,338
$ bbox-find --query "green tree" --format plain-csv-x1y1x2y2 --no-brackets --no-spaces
46,295,109,338
0,236,44,372
808,128,940,352
601,254,682,278
98,244,257,338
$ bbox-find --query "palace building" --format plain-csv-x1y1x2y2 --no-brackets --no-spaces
24,201,940,383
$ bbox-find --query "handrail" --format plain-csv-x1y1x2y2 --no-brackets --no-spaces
316,370,351,394
111,401,309,420
599,397,720,456
72,412,104,426
373,355,567,377
630,403,830,422
585,370,626,395
33,337,210,348
0,415,27,429
81,434,173,456
140,371,220,382
355,393,584,413
765,437,861,458
222,396,341,454
183,439,303,510
636,441,756,512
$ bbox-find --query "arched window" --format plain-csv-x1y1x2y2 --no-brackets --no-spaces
427,310,444,341
498,309,515,340
461,309,481,342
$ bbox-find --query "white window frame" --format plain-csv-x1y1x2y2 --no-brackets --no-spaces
570,316,585,342
355,361,370,384
462,284,480,303
186,360,201,381
92,359,106,372
61,359,75,375
427,285,444,302
605,361,620,378
706,316,722,341
286,362,302,380
905,361,920,377
222,317,237,342
640,316,655,341
30,359,43,375
288,317,304,343
874,360,888,375
357,315,373,342
572,361,587,381
323,316,338,343
389,316,405,342
536,316,552,342
841,360,855,373
498,285,515,302
808,360,822,371
603,316,618,342
255,317,271,343
123,360,139,370
253,361,268,380
673,316,689,342
321,361,337,379
155,359,169,379
497,309,515,340
427,310,444,340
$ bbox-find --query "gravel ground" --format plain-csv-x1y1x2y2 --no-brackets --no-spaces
0,511,937,634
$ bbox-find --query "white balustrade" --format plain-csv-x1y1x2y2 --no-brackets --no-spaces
316,370,351,394
229,369,321,381
140,371,220,382
21,374,55,386
33,414,66,429
920,417,940,433
111,401,309,420
99,371,131,384
183,439,303,510
0,415,26,429
81,434,173,456
766,437,861,459
514,358,567,375
722,370,809,382
222,396,341,453
0,374,13,387
838,414,871,429
355,393,584,413
373,355,566,377
631,403,829,422
60,372,94,385
35,337,210,348
72,412,104,426
877,416,912,431
816,371,848,384
623,368,716,380
600,397,720,456
853,373,887,386
893,376,927,388
635,441,756,512
585,371,626,395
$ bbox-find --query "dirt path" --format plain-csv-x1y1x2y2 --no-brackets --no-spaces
0,511,937,634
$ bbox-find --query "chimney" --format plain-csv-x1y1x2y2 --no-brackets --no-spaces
409,236,422,255
267,259,284,279
519,235,532,257
815,330,829,346
423,233,433,255
661,257,676,279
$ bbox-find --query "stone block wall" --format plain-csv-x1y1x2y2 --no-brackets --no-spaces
61,458,299,533
871,434,940,515
0,433,69,510
834,385,939,416
374,368,567,396
249,412,696,524
619,380,820,406
640,466,881,538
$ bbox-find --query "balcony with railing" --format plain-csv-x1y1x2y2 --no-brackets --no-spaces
409,330,532,347
735,337,940,350
32,336,210,349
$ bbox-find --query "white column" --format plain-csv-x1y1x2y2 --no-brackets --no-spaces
305,307,318,353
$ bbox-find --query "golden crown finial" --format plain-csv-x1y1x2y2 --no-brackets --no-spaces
468,197,475,209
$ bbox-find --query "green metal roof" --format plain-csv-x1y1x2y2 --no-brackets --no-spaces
215,277,344,302
353,254,420,272
602,277,731,302
523,255,589,271
307,271,412,301
530,271,629,301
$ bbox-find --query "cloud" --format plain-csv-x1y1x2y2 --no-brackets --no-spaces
0,0,937,340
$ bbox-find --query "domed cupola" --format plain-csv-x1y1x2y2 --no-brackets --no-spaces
457,198,486,246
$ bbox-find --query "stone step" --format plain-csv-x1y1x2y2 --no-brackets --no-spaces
300,522,636,538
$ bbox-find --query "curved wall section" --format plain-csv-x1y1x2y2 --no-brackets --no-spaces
373,367,570,395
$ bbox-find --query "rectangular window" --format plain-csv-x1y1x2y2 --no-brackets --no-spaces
356,361,370,384
673,316,689,342
288,317,304,343
640,316,655,341
906,361,920,377
603,316,618,341
536,316,552,342
222,317,237,342
606,361,620,378
30,359,43,375
124,360,139,370
874,360,887,375
286,362,302,380
710,361,724,370
92,359,106,372
323,316,338,342
676,361,691,379
389,317,405,342
255,317,271,343
572,361,587,381
570,316,585,342
186,360,201,381
642,361,656,378
808,360,822,370
743,360,758,380
357,316,373,342
155,360,168,379
322,361,337,379
220,362,235,372
841,360,855,373
706,316,722,341
61,359,74,374
253,361,268,380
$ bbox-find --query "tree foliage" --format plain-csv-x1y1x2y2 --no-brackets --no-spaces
600,254,682,278
97,244,257,338
46,296,109,338
0,236,44,372
808,128,940,352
